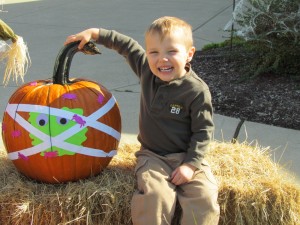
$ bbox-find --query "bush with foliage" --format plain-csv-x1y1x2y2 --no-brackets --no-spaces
230,0,300,79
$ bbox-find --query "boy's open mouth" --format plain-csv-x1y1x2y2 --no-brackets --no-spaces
159,67,173,72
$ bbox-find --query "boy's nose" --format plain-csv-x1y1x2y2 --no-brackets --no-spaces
159,55,168,62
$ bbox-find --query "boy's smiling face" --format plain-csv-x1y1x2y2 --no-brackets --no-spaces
145,29,195,82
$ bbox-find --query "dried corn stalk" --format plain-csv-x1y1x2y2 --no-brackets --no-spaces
0,19,30,86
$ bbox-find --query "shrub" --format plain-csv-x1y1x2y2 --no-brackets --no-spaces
231,0,300,79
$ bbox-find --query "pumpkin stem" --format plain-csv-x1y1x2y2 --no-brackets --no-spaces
52,41,101,84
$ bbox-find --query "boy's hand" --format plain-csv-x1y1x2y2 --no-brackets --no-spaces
64,28,100,50
170,164,197,186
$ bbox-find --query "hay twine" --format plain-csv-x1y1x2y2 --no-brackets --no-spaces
0,142,299,225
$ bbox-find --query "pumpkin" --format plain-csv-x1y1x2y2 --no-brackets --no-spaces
1,41,122,183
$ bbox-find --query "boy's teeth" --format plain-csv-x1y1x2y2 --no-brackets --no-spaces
160,67,172,72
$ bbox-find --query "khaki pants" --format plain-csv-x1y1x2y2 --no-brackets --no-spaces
131,149,220,225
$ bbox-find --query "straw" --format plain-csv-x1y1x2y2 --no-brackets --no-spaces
0,142,299,225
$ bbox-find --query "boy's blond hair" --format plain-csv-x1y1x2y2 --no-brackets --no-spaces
145,16,194,48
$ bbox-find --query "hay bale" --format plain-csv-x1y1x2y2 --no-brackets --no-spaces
0,144,137,225
0,142,299,225
206,142,300,225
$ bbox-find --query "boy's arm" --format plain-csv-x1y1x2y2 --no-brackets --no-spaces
65,28,147,78
96,28,147,78
170,87,213,186
184,88,214,169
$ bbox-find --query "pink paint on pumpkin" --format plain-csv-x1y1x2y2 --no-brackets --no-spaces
11,130,21,138
18,153,29,161
44,151,58,158
2,123,7,132
63,93,77,100
29,81,38,86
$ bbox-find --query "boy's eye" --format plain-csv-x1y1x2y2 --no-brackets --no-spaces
169,50,177,54
149,51,158,54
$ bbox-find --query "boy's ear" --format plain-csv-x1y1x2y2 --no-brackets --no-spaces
187,46,196,62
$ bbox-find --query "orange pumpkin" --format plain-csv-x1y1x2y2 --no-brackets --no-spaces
1,42,122,183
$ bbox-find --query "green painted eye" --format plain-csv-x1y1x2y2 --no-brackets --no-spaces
36,114,48,126
56,116,69,125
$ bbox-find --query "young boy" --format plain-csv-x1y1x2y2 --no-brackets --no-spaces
65,16,220,225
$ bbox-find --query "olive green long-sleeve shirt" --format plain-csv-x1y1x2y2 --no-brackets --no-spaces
97,29,214,169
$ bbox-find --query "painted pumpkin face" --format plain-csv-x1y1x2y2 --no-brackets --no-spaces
2,79,121,183
1,42,122,183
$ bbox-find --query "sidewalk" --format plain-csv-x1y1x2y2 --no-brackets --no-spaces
1,0,299,179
